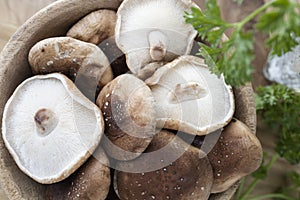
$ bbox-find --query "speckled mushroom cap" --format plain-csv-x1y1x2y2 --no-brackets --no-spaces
115,130,213,200
115,0,198,74
2,73,104,184
28,37,112,89
207,119,263,193
96,74,156,161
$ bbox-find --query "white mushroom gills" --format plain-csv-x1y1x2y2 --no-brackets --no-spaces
145,55,235,136
34,108,59,136
115,0,198,74
148,30,167,61
1,73,104,184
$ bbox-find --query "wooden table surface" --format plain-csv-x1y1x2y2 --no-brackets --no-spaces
0,0,299,199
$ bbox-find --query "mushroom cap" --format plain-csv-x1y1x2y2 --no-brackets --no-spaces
46,147,110,200
96,74,156,160
2,73,104,184
145,55,235,135
28,37,111,85
208,119,263,193
115,130,213,200
115,0,197,74
67,9,117,45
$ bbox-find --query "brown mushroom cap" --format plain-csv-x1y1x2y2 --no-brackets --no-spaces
28,37,112,87
96,74,156,160
46,147,110,200
67,9,117,45
115,130,213,200
207,119,263,193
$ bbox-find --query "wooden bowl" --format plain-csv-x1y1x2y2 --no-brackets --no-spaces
0,0,256,199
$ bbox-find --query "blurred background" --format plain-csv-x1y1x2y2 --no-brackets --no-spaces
0,0,299,199
0,0,56,51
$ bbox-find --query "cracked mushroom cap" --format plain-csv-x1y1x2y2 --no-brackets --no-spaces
208,119,263,193
115,130,213,200
96,74,156,161
2,73,104,184
115,0,197,74
46,147,110,200
145,55,235,136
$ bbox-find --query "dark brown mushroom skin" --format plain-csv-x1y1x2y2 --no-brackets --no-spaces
207,119,263,193
116,130,213,200
46,148,110,200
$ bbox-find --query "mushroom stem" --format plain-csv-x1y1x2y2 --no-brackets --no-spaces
34,108,59,136
168,82,208,104
137,62,164,80
148,30,167,61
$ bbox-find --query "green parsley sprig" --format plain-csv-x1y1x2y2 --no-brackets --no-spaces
185,0,300,86
255,84,300,164
235,154,300,200
273,171,300,199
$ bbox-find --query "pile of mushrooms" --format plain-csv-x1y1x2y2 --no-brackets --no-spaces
1,0,263,199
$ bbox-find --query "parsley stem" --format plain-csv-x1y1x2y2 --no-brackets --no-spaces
239,179,259,200
235,178,246,199
235,0,277,31
239,153,280,200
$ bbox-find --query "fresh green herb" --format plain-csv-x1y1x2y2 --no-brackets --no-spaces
234,154,300,200
255,84,300,164
256,0,300,56
276,171,300,199
185,0,300,86
236,169,300,200
234,153,282,200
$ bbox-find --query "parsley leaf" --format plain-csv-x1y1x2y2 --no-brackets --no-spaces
185,1,254,86
255,84,300,164
219,31,254,86
185,0,300,86
185,2,229,48
256,0,300,56
277,171,300,199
